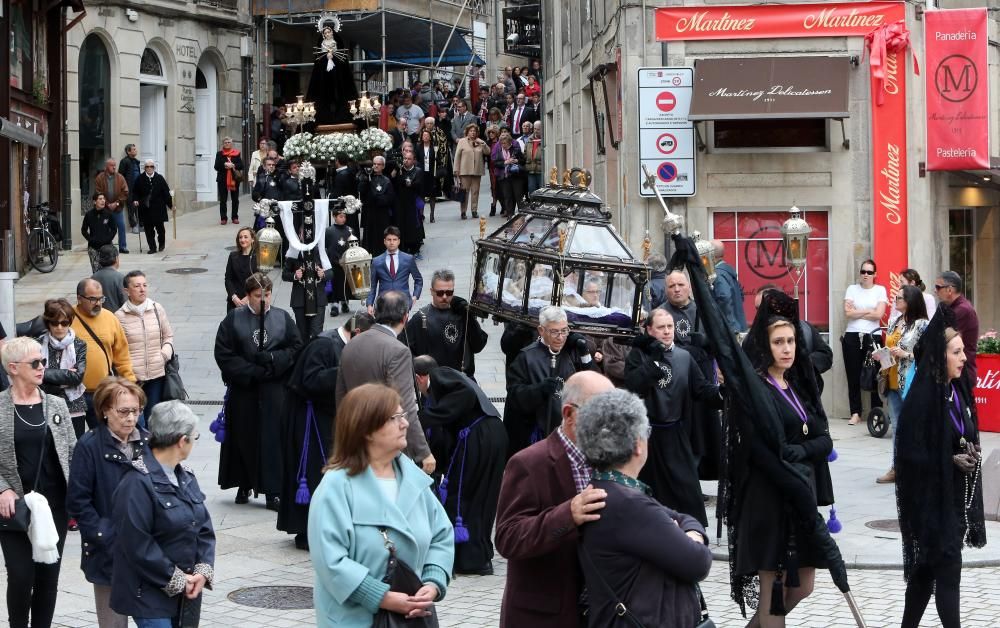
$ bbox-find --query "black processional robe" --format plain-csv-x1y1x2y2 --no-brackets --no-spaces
504,340,594,459
420,367,507,574
403,303,488,377
624,334,720,526
277,329,346,537
324,223,355,304
392,166,424,254
215,305,303,496
359,174,394,257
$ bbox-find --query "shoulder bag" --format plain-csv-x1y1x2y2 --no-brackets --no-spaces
372,528,439,628
0,421,49,532
153,304,188,401
75,315,115,377
859,332,881,393
578,543,715,628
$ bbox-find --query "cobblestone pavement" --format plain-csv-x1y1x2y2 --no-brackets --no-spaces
6,190,1000,627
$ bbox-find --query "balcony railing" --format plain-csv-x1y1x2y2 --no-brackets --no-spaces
195,0,239,11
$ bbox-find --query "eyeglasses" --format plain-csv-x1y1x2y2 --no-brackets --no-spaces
433,289,454,297
78,294,107,304
859,270,875,276
51,320,71,327
185,432,200,442
15,358,47,369
144,165,155,169
545,328,570,337
115,407,141,417
389,411,407,423
934,284,949,292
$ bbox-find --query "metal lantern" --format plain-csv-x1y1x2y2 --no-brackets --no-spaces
691,231,717,286
256,215,284,269
780,204,812,298
340,235,373,300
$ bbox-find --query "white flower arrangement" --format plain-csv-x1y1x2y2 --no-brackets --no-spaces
359,128,393,154
283,132,313,160
312,134,338,161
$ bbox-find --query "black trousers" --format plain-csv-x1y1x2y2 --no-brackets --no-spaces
497,178,516,216
218,185,239,220
0,504,68,628
841,331,881,416
293,307,324,341
901,560,962,628
144,220,166,251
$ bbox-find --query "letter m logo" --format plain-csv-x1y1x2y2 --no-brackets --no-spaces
935,55,978,103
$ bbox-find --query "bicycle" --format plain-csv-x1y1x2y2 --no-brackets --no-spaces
24,202,60,273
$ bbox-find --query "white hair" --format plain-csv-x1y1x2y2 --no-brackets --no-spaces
1,337,42,375
538,305,568,327
576,389,649,471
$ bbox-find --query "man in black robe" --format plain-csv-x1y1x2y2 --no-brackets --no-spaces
324,207,356,316
328,152,359,234
402,269,488,377
278,312,374,549
359,156,394,257
415,358,507,575
624,308,721,526
505,305,597,459
251,158,282,203
214,272,303,510
392,152,424,255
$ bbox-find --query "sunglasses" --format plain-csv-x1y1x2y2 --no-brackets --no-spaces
51,320,71,327
15,358,47,369
78,294,107,304
934,284,949,291
434,290,454,297
859,270,875,276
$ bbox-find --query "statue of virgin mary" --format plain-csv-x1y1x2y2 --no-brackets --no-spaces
306,13,359,125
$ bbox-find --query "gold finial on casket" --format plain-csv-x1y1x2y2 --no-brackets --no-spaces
549,166,559,186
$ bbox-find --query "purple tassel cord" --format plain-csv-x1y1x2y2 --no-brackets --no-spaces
827,506,842,534
294,402,327,506
436,417,487,545
209,389,229,443
827,448,838,462
437,478,449,504
454,516,470,543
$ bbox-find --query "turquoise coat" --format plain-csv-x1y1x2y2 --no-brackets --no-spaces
308,454,454,627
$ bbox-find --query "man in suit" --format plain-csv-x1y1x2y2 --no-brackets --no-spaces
495,371,614,628
335,290,434,473
450,99,477,145
366,226,423,314
506,94,536,134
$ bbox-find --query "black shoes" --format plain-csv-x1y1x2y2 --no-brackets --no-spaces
330,306,338,317
235,488,249,505
120,249,130,254
341,302,349,314
294,534,309,551
455,562,494,576
265,495,280,512
147,248,157,254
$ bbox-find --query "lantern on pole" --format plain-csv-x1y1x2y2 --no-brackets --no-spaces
340,235,373,301
256,215,284,269
780,204,812,299
691,230,717,286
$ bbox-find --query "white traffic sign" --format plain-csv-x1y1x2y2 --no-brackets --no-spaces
638,67,696,197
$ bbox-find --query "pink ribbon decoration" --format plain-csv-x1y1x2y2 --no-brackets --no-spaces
865,19,920,106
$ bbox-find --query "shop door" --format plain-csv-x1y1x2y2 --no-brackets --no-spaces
712,210,831,331
139,85,166,169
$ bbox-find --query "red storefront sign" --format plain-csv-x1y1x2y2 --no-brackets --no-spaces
655,2,903,41
977,355,1000,432
924,8,989,171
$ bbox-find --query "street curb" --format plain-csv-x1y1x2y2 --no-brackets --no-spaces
709,549,1000,570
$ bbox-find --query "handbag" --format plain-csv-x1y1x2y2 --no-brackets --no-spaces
0,421,49,532
372,528,439,628
579,543,715,628
153,305,188,401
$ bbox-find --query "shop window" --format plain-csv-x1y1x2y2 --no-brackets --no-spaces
140,48,164,78
949,209,975,304
712,210,830,331
711,118,828,150
79,35,112,209
10,3,33,93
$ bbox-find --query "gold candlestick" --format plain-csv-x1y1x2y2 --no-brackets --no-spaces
479,217,487,239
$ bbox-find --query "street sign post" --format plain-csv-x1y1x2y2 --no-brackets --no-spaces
637,67,696,197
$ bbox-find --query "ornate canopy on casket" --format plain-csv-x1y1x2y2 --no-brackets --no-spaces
470,172,648,339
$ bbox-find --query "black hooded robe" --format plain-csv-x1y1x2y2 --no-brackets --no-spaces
624,335,720,526
215,306,303,496
306,44,359,125
277,330,345,537
420,367,507,574
324,223,355,305
392,166,425,254
359,175,394,257
403,302,488,377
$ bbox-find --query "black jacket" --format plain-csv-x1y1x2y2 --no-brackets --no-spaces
66,424,149,585
329,166,357,199
39,336,88,400
213,151,244,185
110,453,215,618
81,208,117,248
251,170,283,202
131,172,173,224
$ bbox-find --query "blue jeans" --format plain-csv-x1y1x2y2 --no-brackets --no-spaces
886,389,903,460
134,617,175,628
112,210,128,251
526,172,543,195
140,377,165,429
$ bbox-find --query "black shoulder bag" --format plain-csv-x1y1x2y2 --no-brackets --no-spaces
372,528,439,628
75,315,116,377
578,543,715,628
153,304,188,401
0,420,49,532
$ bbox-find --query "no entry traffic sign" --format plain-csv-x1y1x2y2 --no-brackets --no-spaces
657,162,678,183
656,91,677,112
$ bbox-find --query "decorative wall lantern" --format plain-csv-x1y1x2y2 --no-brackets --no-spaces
780,204,812,299
256,216,283,269
340,235,373,301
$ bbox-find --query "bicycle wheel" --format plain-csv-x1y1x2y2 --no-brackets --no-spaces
28,229,59,273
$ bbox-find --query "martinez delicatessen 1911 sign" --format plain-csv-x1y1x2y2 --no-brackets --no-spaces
637,67,697,198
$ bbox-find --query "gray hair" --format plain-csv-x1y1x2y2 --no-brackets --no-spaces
144,159,156,168
375,290,409,325
538,305,567,327
647,254,667,272
575,389,650,471
147,400,199,449
431,269,455,287
222,136,233,144
938,270,963,293
2,337,42,375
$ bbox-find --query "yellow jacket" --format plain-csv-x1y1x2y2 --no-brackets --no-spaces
72,305,136,390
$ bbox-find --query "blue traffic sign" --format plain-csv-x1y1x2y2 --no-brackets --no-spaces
657,162,678,183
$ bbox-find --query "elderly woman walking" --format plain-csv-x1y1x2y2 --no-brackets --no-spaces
453,124,491,220
111,401,215,627
67,377,149,628
115,271,175,422
0,337,77,628
130,160,173,254
575,388,712,627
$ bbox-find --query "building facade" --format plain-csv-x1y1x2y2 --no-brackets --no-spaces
542,0,1000,417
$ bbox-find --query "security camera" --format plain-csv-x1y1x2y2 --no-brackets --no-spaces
506,33,520,45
